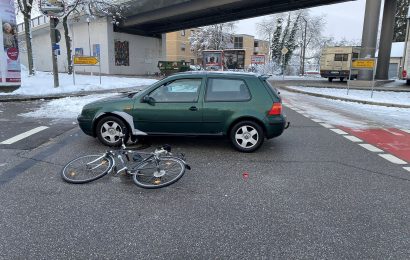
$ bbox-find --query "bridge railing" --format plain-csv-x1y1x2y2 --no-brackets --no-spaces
17,15,50,33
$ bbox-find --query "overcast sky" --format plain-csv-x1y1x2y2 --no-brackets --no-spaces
236,0,369,41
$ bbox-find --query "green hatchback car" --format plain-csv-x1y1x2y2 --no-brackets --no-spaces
78,71,288,152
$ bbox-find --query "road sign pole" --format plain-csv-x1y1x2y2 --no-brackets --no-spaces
99,60,101,85
49,17,59,87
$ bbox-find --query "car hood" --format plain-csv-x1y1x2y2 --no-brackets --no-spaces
86,92,138,107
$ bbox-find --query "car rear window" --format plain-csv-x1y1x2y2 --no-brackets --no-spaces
205,78,251,102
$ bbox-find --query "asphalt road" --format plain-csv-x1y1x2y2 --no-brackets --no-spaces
0,99,409,259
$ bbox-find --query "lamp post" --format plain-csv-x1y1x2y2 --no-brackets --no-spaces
301,17,308,76
86,17,91,56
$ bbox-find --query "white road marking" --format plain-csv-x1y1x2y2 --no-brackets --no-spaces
343,135,363,143
312,119,324,123
378,154,407,165
400,129,410,134
319,123,333,129
359,144,383,153
382,128,404,136
0,163,6,167
330,129,348,135
0,126,49,145
403,167,410,172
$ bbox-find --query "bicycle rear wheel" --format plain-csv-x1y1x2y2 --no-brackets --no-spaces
61,154,112,184
132,156,185,189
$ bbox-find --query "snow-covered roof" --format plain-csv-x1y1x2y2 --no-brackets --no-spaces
375,42,405,58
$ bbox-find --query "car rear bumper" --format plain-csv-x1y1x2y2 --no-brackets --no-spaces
265,115,287,139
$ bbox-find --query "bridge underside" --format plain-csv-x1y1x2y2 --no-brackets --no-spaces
116,0,352,37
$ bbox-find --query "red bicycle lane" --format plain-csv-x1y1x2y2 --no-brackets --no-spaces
339,127,410,163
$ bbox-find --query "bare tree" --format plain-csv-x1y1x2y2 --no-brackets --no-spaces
190,22,236,54
61,0,127,74
16,0,36,75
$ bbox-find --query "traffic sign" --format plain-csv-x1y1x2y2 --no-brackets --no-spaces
352,59,375,69
281,47,289,55
73,56,99,65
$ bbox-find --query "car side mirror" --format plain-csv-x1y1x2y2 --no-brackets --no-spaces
142,95,155,105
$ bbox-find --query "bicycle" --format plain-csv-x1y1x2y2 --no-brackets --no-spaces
61,137,191,189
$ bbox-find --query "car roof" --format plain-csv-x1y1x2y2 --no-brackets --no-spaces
174,71,264,78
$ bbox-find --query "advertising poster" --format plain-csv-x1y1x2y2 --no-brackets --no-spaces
0,0,21,87
224,50,245,70
202,51,223,71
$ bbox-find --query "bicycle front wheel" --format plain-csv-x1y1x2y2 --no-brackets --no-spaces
132,156,185,189
61,154,112,184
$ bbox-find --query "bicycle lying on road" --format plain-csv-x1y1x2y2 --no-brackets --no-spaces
61,137,191,189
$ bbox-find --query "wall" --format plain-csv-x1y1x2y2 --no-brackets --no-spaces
107,26,162,75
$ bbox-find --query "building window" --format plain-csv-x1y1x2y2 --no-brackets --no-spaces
254,41,259,48
181,43,186,52
181,30,186,36
234,37,243,49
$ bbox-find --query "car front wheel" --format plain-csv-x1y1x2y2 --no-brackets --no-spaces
96,116,129,147
230,121,264,152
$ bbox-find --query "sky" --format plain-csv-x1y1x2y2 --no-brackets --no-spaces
236,0,368,41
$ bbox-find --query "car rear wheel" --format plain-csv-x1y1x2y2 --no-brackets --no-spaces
96,116,129,147
230,121,264,153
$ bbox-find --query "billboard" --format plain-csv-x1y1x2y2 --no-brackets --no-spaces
203,50,223,71
251,55,266,65
0,0,21,87
224,49,245,70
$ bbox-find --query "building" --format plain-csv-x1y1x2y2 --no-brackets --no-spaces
165,30,270,68
18,15,164,75
165,29,200,65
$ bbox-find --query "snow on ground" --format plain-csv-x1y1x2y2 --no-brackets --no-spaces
288,86,410,106
282,90,410,130
1,67,157,96
20,94,117,119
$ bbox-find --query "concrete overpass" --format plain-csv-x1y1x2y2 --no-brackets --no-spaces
117,0,396,81
117,0,353,37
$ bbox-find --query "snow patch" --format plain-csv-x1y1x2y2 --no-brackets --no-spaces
20,94,116,119
1,69,157,96
288,86,410,106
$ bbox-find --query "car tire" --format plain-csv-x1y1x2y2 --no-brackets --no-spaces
96,116,129,147
328,77,334,82
230,121,264,153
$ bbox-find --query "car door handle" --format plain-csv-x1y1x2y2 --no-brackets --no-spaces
189,106,198,111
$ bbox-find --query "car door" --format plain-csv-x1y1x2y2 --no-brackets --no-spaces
132,77,204,134
202,77,252,134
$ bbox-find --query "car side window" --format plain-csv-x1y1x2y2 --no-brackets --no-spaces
205,78,251,102
149,78,202,102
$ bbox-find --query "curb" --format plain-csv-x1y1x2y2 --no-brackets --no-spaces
278,86,410,109
0,86,147,102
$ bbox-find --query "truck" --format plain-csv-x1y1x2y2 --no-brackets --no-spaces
320,46,360,82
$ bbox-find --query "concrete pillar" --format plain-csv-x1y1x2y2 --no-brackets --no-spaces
376,0,397,80
161,33,167,60
358,0,382,80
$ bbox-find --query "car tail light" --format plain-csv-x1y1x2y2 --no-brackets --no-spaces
268,103,282,115
402,70,407,78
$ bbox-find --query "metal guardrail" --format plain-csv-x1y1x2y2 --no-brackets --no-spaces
17,15,49,33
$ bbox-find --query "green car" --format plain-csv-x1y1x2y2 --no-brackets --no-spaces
78,72,288,152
